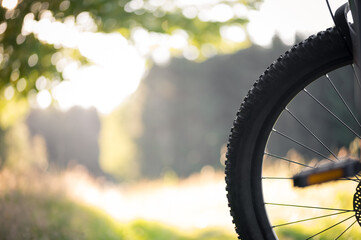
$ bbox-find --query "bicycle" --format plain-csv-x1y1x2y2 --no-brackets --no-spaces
225,0,361,239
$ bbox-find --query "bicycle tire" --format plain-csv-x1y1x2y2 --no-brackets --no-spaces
225,27,356,240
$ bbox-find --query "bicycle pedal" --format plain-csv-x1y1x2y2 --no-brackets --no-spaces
293,158,361,187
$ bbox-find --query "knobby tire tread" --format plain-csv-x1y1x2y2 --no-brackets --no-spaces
225,27,352,240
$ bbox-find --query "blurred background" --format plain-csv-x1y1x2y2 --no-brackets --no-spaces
0,0,349,239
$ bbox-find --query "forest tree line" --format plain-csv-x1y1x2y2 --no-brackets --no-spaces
24,36,358,180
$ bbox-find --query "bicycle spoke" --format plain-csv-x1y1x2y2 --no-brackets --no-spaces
262,177,358,183
303,88,361,139
224,29,361,240
262,177,292,180
272,128,334,162
285,107,339,160
264,202,354,212
272,211,352,228
305,215,355,240
326,73,361,129
264,152,314,169
351,64,361,100
335,220,357,240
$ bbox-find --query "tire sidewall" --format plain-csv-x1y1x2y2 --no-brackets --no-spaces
226,29,352,240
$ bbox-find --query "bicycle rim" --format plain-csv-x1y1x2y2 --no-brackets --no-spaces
226,28,361,239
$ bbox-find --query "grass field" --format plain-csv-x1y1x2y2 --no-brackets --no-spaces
0,191,237,240
1,165,361,239
0,166,237,240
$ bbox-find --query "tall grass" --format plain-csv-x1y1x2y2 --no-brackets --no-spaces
1,162,361,239
0,167,236,240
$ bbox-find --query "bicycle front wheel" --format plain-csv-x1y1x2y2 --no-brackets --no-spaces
225,27,361,239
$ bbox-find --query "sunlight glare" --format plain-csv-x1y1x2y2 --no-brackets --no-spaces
245,0,347,47
220,25,246,43
18,0,346,112
198,4,233,22
63,168,234,230
1,0,18,10
52,60,144,114
36,90,52,109
182,6,198,19
169,30,188,49
151,47,171,65
183,45,199,60
4,86,14,100
247,9,275,47
233,3,248,18
23,11,145,114
131,27,189,65
35,76,49,91
16,78,27,92
0,23,7,35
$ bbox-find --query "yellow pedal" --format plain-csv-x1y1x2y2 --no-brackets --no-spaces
293,159,361,187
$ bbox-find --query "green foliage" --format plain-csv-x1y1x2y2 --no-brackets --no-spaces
2,120,48,171
0,189,237,240
0,0,260,100
0,0,260,173
0,191,122,239
0,97,29,168
2,177,360,240
275,222,360,240
0,97,28,128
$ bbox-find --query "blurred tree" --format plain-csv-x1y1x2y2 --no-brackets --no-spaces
26,107,102,176
99,88,143,180
137,36,358,178
0,0,261,172
0,0,260,100
138,37,292,177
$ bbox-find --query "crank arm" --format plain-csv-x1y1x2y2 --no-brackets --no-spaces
293,158,361,188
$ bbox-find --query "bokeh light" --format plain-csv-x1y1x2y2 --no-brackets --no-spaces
1,0,18,10
15,0,346,113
